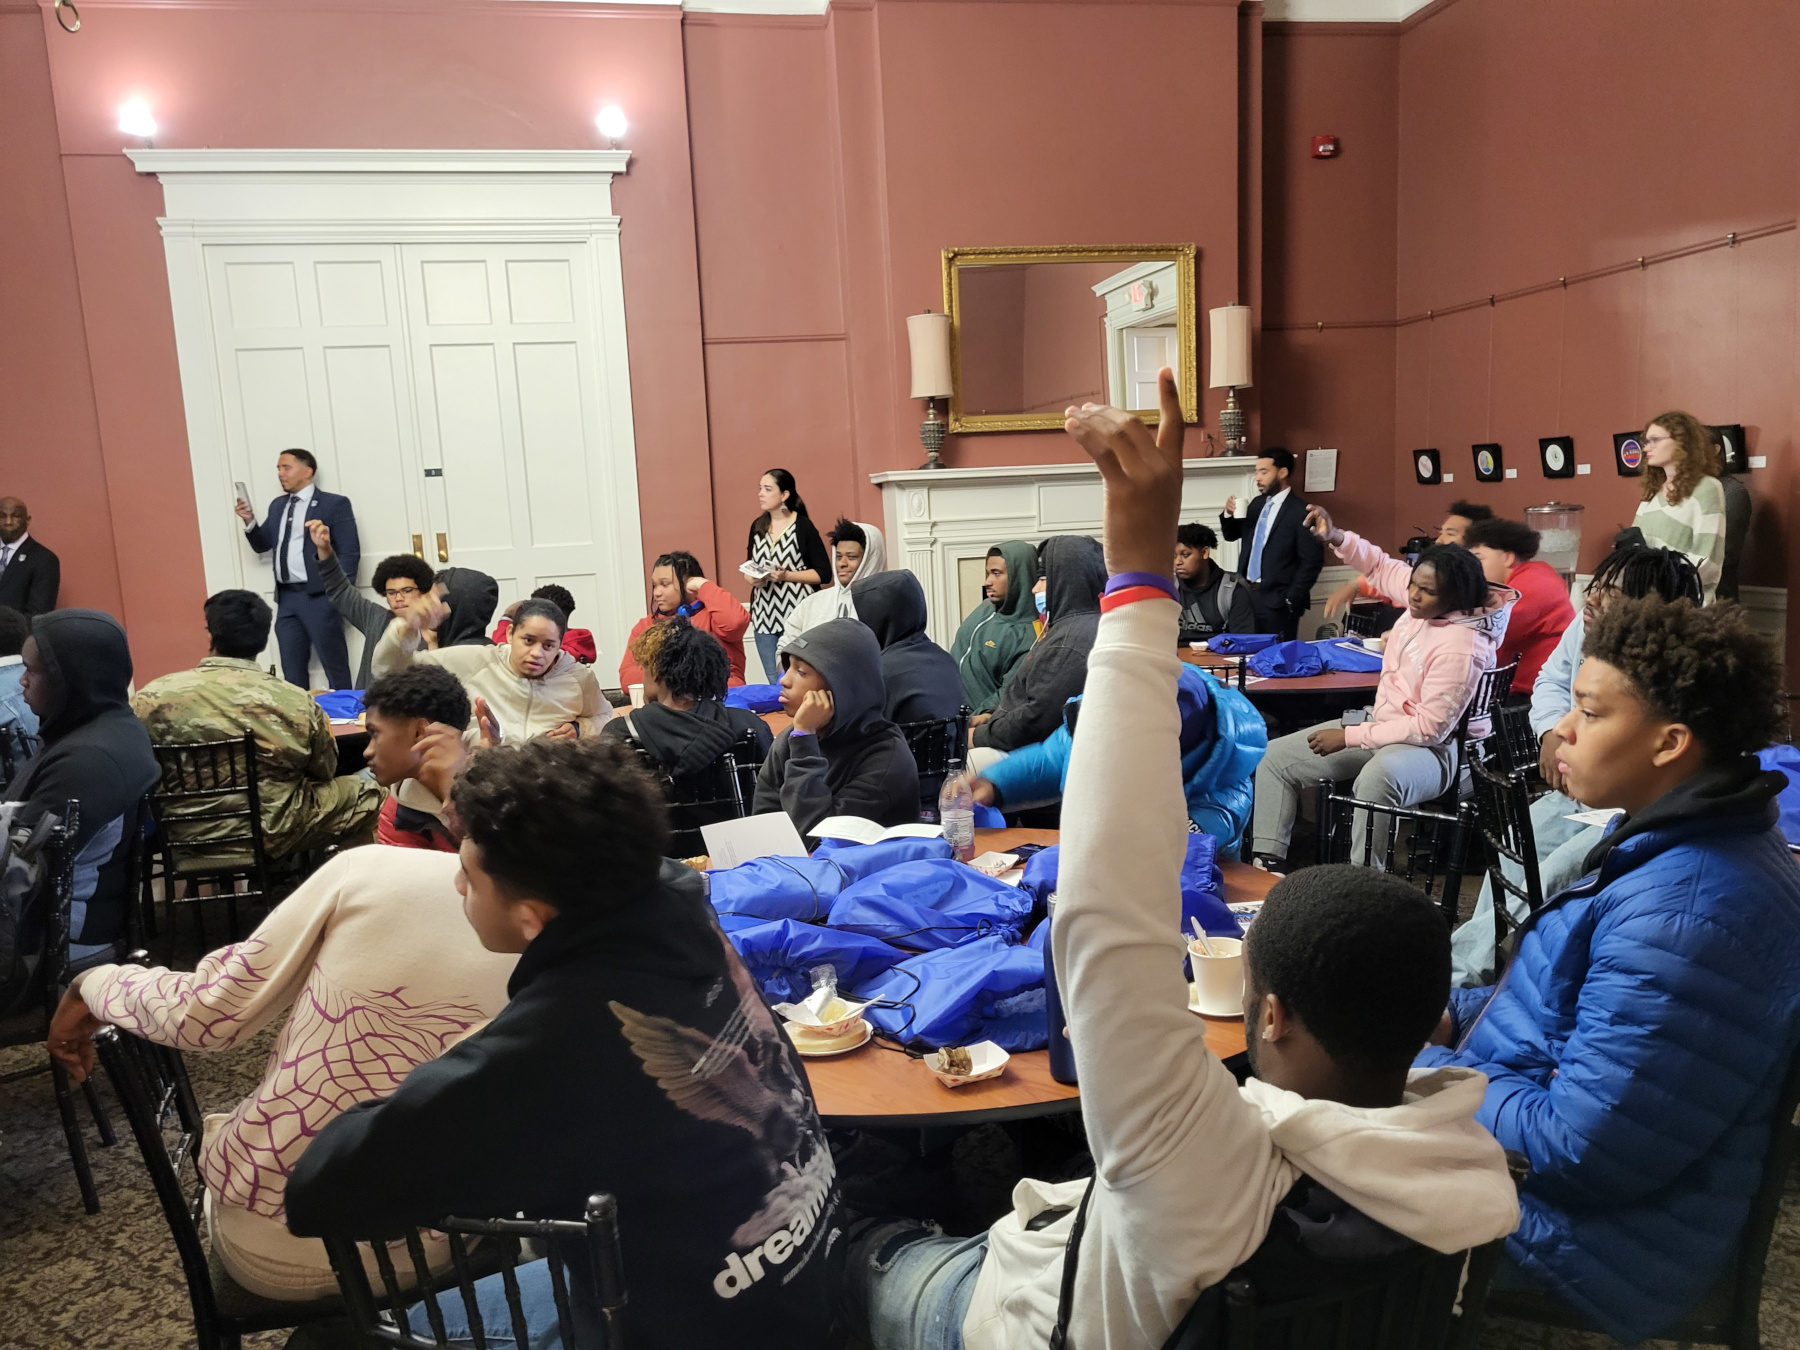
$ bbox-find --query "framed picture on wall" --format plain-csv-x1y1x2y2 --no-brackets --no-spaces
1539,436,1575,479
1709,423,1750,473
1413,448,1442,486
1613,432,1645,476
1472,443,1503,483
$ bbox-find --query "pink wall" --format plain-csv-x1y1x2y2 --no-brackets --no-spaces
1019,262,1111,414
954,266,1029,414
1393,0,1799,665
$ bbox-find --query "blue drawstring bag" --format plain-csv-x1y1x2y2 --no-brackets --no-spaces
973,803,1007,829
725,919,907,1004
314,689,366,720
1015,839,1236,938
1206,633,1278,656
1248,641,1325,679
1314,638,1385,674
724,683,785,714
827,859,1035,951
1758,745,1800,846
708,855,848,924
810,836,952,877
853,935,1047,1051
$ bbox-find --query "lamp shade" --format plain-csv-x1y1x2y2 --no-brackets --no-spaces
1209,304,1252,389
908,311,953,400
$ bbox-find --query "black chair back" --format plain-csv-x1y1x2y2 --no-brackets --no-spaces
147,731,278,940
1315,783,1476,925
1468,757,1544,971
323,1195,628,1349
1488,702,1543,784
1341,608,1384,639
1456,660,1518,751
726,727,767,814
902,712,969,822
0,722,38,794
631,745,747,858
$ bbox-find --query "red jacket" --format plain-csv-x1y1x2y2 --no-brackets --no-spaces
1499,559,1575,692
490,619,597,665
617,579,751,688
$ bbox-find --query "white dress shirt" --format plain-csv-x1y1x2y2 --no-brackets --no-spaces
273,484,316,585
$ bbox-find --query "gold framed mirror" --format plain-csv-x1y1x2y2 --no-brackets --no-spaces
942,244,1197,433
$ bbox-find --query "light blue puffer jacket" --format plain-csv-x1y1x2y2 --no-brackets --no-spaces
1417,760,1800,1342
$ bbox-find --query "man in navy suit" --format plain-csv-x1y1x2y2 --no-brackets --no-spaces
1219,446,1325,641
235,448,360,689
0,498,61,617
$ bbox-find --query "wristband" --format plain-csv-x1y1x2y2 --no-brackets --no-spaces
1100,585,1175,614
1104,571,1178,600
789,727,815,738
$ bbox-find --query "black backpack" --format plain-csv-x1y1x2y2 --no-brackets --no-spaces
0,808,67,1020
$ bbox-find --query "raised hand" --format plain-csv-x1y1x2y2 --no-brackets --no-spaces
792,689,834,735
307,519,334,558
1062,367,1184,580
1304,505,1344,548
411,722,473,803
471,696,501,749
404,583,451,638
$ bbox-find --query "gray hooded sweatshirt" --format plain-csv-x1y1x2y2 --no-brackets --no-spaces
753,618,920,835
973,535,1106,753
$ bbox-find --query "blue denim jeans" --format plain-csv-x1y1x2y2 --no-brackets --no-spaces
843,1219,989,1350
755,631,785,685
407,1258,562,1350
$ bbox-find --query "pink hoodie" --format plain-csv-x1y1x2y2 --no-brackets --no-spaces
1333,531,1516,750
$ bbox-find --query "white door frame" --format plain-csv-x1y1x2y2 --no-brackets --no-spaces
129,147,646,667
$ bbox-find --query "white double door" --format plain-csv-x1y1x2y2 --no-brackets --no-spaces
207,239,636,681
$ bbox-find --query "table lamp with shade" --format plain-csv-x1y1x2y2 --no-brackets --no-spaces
1210,304,1252,455
908,310,953,470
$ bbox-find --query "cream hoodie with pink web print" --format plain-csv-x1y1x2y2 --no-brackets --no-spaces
75,847,516,1221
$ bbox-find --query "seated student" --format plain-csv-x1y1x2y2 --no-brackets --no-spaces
970,663,1266,852
4,610,158,963
491,584,597,665
284,738,844,1346
968,535,1105,767
1450,545,1701,985
424,566,501,648
1462,516,1573,694
785,518,888,644
852,569,964,725
753,617,919,835
1418,596,1800,1344
617,550,751,688
1324,500,1493,624
601,619,770,776
0,604,39,742
1174,522,1255,645
362,664,487,852
1250,510,1512,871
46,847,515,1300
845,377,1517,1350
950,541,1040,715
374,593,609,743
308,520,435,689
135,591,383,864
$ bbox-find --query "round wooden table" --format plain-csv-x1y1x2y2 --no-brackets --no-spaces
801,827,1265,1128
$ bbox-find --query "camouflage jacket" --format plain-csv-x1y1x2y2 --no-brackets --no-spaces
133,657,341,860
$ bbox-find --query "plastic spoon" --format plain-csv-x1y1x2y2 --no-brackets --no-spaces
1189,916,1215,957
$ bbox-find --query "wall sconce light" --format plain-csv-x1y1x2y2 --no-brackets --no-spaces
595,105,628,148
907,310,953,471
118,98,158,143
1209,304,1252,455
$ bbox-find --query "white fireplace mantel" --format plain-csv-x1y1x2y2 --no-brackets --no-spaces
871,458,1260,648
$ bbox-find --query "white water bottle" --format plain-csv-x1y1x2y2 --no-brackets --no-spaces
939,772,975,862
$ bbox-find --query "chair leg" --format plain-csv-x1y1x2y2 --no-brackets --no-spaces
81,1076,118,1147
49,1056,102,1214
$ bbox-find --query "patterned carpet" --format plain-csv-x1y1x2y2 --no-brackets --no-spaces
2,903,1797,1349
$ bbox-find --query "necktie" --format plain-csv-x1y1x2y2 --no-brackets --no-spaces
0,544,11,575
1247,499,1274,584
277,496,298,584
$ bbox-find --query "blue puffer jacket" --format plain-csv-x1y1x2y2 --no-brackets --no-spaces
980,666,1266,851
1416,759,1800,1342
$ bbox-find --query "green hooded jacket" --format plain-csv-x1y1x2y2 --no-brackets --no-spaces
949,540,1040,713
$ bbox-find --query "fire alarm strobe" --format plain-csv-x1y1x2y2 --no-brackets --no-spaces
1311,135,1340,159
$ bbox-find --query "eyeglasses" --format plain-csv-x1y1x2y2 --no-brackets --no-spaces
1641,432,1675,447
384,585,421,600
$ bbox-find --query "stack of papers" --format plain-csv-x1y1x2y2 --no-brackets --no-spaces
739,560,773,581
809,817,944,845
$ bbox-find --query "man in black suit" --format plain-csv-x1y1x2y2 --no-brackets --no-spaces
1219,447,1324,641
0,498,61,617
235,448,361,689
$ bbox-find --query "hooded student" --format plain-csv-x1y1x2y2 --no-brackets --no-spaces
4,610,158,964
602,620,771,778
753,618,919,835
431,567,501,648
951,541,1040,714
852,570,964,725
970,535,1106,758
782,520,887,645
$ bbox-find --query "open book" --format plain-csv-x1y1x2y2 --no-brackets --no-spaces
808,817,945,846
